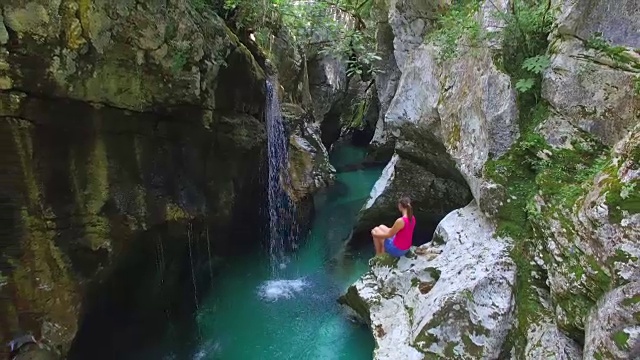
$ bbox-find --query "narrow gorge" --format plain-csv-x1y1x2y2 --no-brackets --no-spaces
0,0,638,359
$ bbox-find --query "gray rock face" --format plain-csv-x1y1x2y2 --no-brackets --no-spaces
379,30,518,219
542,39,638,146
307,54,348,124
525,321,583,360
283,104,336,201
584,282,640,359
533,121,640,335
269,28,311,106
356,0,640,358
438,50,519,211
557,0,640,48
542,0,640,146
385,45,442,137
387,0,449,70
523,288,583,360
340,203,516,359
371,10,401,147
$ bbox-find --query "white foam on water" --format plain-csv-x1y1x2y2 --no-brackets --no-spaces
257,278,310,302
192,340,221,360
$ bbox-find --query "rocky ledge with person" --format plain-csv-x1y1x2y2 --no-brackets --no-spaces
339,203,515,359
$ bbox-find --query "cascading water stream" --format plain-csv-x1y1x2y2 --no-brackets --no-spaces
187,222,199,311
265,77,299,275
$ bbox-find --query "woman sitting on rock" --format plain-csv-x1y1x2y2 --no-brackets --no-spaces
371,197,416,257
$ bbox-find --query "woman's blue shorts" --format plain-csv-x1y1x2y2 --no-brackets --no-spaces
384,236,408,258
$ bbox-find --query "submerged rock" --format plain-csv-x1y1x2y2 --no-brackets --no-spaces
340,203,516,359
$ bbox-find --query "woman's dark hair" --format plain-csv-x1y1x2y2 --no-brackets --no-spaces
398,197,413,222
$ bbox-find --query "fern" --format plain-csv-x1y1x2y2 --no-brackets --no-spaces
515,54,550,93
522,55,550,74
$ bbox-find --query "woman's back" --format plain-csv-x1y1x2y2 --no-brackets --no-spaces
393,216,415,250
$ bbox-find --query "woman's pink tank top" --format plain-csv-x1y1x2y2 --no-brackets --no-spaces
393,216,416,250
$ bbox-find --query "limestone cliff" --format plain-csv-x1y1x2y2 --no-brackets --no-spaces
343,0,640,358
0,0,333,358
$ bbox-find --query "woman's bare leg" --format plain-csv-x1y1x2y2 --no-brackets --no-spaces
376,236,386,254
371,225,391,255
371,228,381,254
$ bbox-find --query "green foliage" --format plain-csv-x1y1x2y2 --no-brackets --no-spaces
516,54,551,92
171,42,190,73
515,78,535,93
613,330,630,350
500,0,555,100
426,0,482,61
521,55,550,74
206,0,381,78
347,97,370,129
586,33,637,65
486,100,612,356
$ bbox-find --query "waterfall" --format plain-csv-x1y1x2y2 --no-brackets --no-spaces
265,78,298,275
187,222,199,311
205,226,214,287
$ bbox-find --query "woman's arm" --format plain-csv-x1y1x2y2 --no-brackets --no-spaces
383,218,405,238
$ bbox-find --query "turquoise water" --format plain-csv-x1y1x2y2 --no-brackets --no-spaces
190,145,381,360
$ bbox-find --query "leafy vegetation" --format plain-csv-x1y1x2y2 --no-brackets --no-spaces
585,32,640,68
426,0,482,61
189,0,380,79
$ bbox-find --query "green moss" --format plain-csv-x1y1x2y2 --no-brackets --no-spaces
448,121,461,150
406,305,414,324
482,98,615,353
370,253,399,268
484,93,616,348
10,123,40,208
554,291,594,338
68,136,111,250
585,32,640,70
345,97,370,130
338,285,371,321
443,342,457,357
584,255,612,298
602,164,640,223
612,330,630,350
165,202,190,221
427,267,441,282
411,277,420,287
461,334,484,357
623,295,640,306
82,58,147,110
